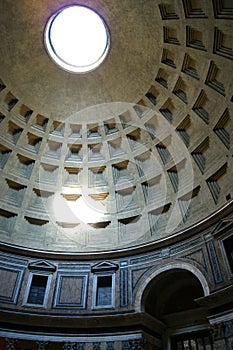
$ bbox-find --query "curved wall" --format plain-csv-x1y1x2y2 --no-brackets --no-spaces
0,211,233,348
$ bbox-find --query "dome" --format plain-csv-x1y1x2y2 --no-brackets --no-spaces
0,0,232,255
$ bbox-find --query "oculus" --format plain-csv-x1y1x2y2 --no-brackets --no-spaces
44,5,110,73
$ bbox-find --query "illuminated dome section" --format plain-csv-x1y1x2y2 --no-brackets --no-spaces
44,5,110,73
0,1,233,254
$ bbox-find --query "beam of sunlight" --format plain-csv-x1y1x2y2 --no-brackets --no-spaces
52,188,106,225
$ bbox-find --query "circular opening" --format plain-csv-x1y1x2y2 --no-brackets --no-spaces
44,5,110,73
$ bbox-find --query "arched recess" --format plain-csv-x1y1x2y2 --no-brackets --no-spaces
134,262,210,313
134,262,212,348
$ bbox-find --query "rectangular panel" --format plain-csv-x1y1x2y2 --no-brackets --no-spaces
0,266,24,304
53,273,88,309
206,240,223,284
120,269,128,307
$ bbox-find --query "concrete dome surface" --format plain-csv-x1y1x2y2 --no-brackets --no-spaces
0,0,232,254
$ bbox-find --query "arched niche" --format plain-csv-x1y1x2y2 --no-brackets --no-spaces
139,264,210,329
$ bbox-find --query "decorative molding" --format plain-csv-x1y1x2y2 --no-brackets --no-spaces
211,218,233,237
191,137,209,174
161,48,176,68
159,4,179,20
213,27,233,60
186,26,206,51
145,88,157,106
63,343,77,350
36,342,49,350
182,53,199,80
129,251,161,266
214,108,231,150
93,342,101,350
122,340,131,350
206,240,223,284
129,339,144,350
61,193,82,201
120,268,128,307
182,0,207,18
206,163,228,204
131,266,152,293
159,98,174,123
212,0,233,19
122,339,145,350
28,260,56,272
156,142,171,165
180,248,208,274
192,90,209,124
88,222,111,229
212,319,233,340
172,76,188,104
155,68,169,88
163,26,180,45
5,338,18,350
171,236,203,255
106,342,114,350
205,61,225,96
178,186,200,223
91,261,119,273
77,343,85,350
